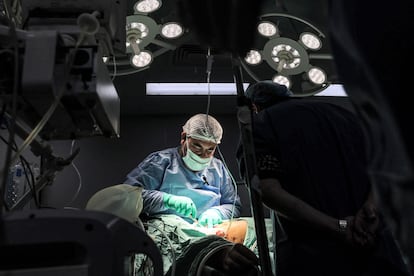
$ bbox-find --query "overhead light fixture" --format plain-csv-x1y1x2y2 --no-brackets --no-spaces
126,22,148,55
130,51,153,68
241,13,337,96
308,67,326,84
161,22,184,39
134,0,162,13
315,84,347,97
126,15,158,54
264,37,308,74
109,2,337,97
300,32,322,50
106,1,187,77
257,21,278,37
272,75,291,88
245,50,262,65
146,83,250,95
145,82,346,96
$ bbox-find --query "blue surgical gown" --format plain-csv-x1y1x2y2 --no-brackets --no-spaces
124,147,241,223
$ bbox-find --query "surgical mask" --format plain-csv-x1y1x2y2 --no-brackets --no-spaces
182,141,212,171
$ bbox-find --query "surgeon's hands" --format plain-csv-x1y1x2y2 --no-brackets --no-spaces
163,193,197,218
198,208,222,228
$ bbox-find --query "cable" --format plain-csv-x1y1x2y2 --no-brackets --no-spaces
203,46,239,235
0,133,39,209
205,47,213,117
65,140,82,206
143,222,177,276
202,46,239,241
216,145,238,236
19,155,39,208
10,40,81,168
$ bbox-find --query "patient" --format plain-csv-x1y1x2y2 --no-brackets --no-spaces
86,184,260,276
85,184,144,226
142,214,261,275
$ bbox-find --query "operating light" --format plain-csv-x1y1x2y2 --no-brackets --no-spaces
131,51,153,68
300,32,322,50
134,0,161,13
271,44,301,71
161,23,183,39
272,75,291,88
258,21,277,37
114,4,336,95
112,10,185,76
240,13,335,96
245,50,262,65
308,67,326,84
129,22,149,41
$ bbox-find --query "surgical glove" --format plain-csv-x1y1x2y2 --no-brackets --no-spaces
163,193,197,218
198,209,222,228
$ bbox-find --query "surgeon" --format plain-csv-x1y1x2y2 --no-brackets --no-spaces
124,113,241,228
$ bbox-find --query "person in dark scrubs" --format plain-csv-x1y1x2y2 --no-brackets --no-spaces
239,81,410,276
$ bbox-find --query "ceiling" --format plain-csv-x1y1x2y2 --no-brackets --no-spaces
1,0,338,140
111,0,337,116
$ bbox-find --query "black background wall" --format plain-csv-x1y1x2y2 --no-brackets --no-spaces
42,114,244,209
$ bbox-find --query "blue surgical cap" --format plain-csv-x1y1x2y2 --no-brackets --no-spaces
245,81,293,108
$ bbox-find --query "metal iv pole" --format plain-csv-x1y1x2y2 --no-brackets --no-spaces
232,56,274,276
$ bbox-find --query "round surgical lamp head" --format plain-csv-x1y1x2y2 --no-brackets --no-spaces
161,22,183,39
271,44,301,70
258,21,278,37
134,0,162,13
263,37,309,75
126,22,149,49
272,75,291,89
245,50,262,65
307,67,326,85
130,51,153,68
240,13,333,96
126,15,159,51
300,32,322,50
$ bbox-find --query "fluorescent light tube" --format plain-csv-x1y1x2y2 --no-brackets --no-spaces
146,82,347,97
315,84,347,97
146,83,250,95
